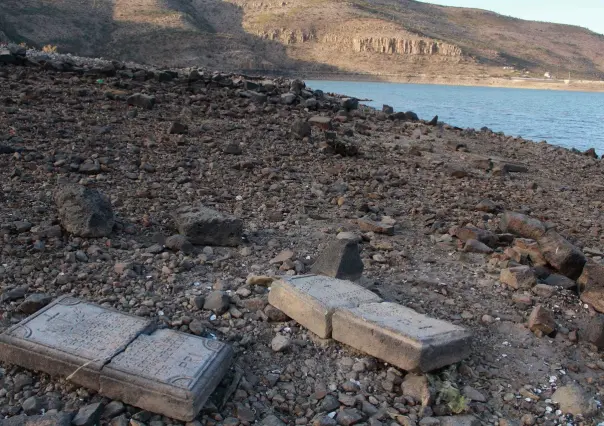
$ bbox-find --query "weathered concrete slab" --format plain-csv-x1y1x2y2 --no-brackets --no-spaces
0,297,234,422
332,302,472,372
268,275,382,338
101,329,233,421
0,296,154,389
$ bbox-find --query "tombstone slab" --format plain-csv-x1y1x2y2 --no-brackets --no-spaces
0,296,154,389
268,275,382,338
100,329,233,421
332,302,472,372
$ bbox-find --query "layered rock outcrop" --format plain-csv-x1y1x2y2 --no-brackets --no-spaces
257,29,462,57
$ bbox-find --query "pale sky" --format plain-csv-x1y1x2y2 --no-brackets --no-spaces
420,0,604,35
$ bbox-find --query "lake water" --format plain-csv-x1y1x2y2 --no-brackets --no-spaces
306,80,604,154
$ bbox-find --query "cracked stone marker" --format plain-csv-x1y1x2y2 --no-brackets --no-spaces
268,275,382,338
101,329,233,421
0,296,154,389
0,297,234,422
332,302,472,372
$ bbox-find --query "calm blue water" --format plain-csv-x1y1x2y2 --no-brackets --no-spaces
306,81,604,153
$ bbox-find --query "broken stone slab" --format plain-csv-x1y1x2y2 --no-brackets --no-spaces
100,328,233,421
0,297,233,422
537,230,586,280
172,205,242,246
310,239,364,281
500,212,546,240
332,302,472,372
0,295,154,389
268,275,381,338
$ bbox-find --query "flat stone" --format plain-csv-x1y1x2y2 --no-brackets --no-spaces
0,296,154,388
544,273,577,290
0,412,73,426
311,239,364,281
101,328,233,421
268,275,382,338
261,414,287,426
332,302,471,372
437,416,481,426
357,217,395,235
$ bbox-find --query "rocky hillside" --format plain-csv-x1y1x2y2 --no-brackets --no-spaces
1,0,603,79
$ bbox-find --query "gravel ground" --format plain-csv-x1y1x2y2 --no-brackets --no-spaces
1,48,603,426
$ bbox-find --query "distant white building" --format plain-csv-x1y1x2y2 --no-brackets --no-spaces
544,72,552,79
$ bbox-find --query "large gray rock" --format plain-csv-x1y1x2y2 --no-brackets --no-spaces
172,205,242,246
311,239,364,281
54,185,114,238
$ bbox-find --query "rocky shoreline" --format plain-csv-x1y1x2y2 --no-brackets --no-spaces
1,44,604,426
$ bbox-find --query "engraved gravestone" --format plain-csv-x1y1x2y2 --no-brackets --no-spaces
101,329,234,421
332,302,472,372
0,295,154,389
0,297,234,421
268,275,382,338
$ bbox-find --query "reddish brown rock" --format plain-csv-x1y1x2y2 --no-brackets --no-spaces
357,217,395,236
500,212,546,240
512,293,533,306
528,305,556,336
581,290,604,313
500,266,536,290
512,239,548,266
537,230,586,280
577,260,604,290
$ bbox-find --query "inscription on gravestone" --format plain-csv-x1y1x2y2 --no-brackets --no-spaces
105,329,230,389
286,275,381,306
100,329,234,421
1,296,153,371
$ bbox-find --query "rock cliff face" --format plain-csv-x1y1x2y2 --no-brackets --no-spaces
352,37,462,56
258,29,462,57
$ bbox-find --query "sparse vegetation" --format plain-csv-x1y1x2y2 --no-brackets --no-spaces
428,366,470,415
